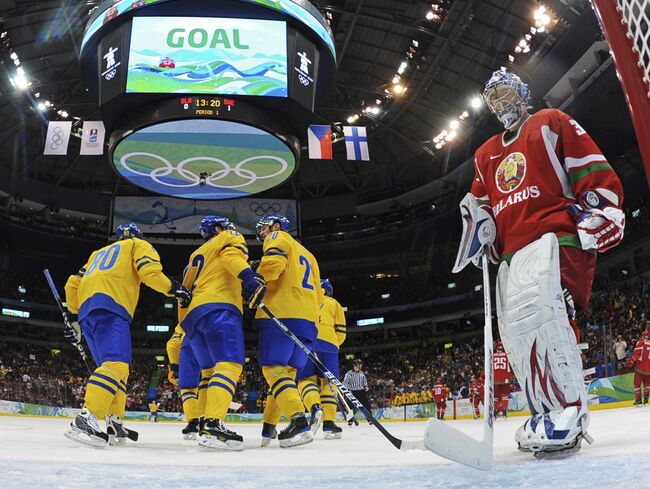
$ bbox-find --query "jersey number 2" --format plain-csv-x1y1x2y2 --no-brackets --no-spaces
298,255,314,290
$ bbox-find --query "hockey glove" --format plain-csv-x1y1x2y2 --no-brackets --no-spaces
62,311,82,345
171,280,192,308
249,259,260,272
568,189,625,253
453,193,499,273
168,363,179,386
238,268,266,309
625,357,634,369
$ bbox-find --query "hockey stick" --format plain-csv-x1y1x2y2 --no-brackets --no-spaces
43,269,93,374
259,304,423,451
423,254,494,470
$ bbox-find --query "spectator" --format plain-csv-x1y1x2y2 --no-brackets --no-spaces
613,335,628,371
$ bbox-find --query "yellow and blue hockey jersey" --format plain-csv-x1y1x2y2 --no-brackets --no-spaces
319,295,347,348
65,238,172,320
179,229,249,325
255,230,323,323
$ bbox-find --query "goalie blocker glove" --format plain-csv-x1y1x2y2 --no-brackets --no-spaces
238,269,266,308
567,188,625,253
170,280,192,308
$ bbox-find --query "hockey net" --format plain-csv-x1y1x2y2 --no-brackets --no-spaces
591,0,650,184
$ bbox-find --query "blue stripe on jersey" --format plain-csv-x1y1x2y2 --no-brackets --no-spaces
274,383,296,397
88,379,116,396
208,381,235,396
91,372,121,390
271,376,294,393
211,373,236,390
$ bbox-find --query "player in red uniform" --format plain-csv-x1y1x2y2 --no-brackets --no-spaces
431,378,448,420
454,69,624,457
469,373,484,420
626,330,650,406
493,341,512,418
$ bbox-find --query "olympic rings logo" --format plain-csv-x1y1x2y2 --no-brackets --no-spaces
104,69,116,81
298,74,311,86
119,152,290,189
50,127,65,150
249,202,281,216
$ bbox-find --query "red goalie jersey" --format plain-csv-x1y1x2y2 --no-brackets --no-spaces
470,108,623,258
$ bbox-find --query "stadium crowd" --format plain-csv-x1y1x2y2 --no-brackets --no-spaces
1,262,649,412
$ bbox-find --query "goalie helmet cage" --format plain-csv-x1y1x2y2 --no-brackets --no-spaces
591,0,650,187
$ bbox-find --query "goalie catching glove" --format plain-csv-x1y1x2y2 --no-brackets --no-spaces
238,268,266,308
567,188,625,253
453,193,499,273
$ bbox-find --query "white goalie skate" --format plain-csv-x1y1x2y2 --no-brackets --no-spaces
516,406,593,458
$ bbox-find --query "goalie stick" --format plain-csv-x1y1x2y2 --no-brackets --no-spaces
422,254,495,470
259,304,423,451
43,269,93,374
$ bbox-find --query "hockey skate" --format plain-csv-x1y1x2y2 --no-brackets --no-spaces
65,408,108,448
515,407,593,459
106,415,138,446
261,422,277,447
322,420,342,439
309,404,323,435
182,418,200,440
198,419,244,451
278,413,313,448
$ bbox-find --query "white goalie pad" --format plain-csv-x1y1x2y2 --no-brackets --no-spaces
453,193,499,273
496,233,588,451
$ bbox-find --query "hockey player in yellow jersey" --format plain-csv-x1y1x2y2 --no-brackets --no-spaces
166,324,203,439
254,215,324,448
296,277,347,439
63,223,191,447
180,216,266,451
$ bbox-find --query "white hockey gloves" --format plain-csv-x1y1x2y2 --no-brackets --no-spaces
568,188,625,253
453,193,499,273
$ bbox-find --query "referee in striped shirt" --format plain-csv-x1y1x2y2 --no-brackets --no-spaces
343,359,371,425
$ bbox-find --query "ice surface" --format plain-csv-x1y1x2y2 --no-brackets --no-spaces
1,407,649,489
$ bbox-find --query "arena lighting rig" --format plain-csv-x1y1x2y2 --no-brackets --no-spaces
80,0,337,200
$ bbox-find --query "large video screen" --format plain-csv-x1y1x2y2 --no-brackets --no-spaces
126,17,288,97
113,196,298,237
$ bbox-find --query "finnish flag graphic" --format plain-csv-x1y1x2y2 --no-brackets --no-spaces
343,126,369,161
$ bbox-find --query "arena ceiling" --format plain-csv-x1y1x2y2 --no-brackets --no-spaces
0,0,634,208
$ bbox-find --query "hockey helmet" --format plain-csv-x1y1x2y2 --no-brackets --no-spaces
483,68,530,130
321,278,333,297
199,216,234,240
116,223,142,240
256,214,290,241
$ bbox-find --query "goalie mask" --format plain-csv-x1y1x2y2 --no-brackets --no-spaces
483,69,530,130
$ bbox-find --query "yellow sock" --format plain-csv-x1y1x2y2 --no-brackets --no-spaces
297,375,320,412
320,378,337,422
263,392,282,425
262,365,304,420
84,361,129,419
198,368,212,418
205,362,242,420
107,378,128,418
181,388,199,421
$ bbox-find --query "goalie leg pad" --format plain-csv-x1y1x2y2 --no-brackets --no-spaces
496,233,589,452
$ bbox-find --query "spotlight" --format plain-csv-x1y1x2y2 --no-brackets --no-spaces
37,102,46,111
347,116,355,123
426,11,434,20
470,97,482,109
392,83,405,95
449,120,459,130
392,75,401,84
